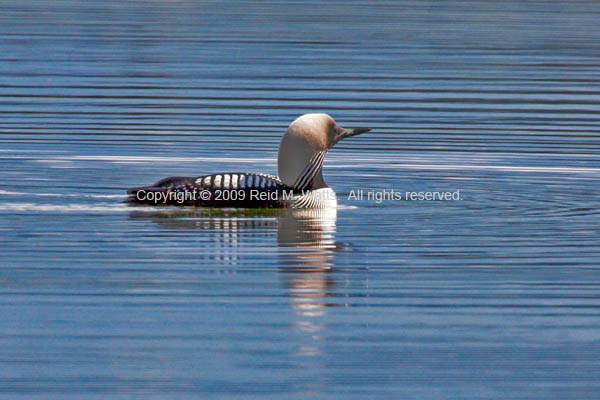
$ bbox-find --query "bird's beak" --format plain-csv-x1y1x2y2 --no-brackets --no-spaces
334,126,371,143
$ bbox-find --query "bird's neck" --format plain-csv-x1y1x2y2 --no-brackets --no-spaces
308,171,328,190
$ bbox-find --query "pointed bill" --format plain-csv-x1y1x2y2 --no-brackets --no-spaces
334,126,371,143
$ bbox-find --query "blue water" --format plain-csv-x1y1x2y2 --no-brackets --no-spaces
1,1,600,398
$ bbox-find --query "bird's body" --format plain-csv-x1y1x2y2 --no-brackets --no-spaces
127,114,369,208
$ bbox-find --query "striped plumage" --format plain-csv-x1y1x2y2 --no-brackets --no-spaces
128,172,290,208
293,150,327,191
127,114,370,208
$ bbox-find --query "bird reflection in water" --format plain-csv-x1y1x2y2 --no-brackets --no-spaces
276,208,339,367
130,207,340,361
277,208,338,318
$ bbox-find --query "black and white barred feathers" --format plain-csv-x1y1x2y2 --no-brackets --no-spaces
128,172,295,208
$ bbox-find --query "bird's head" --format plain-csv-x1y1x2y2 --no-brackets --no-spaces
277,113,370,190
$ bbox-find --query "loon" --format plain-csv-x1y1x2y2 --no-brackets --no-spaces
127,113,370,208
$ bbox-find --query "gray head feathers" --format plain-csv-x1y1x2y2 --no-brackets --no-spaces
277,113,370,189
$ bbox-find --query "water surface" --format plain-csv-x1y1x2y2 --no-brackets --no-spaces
1,1,600,398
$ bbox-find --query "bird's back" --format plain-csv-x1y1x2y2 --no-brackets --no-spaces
127,172,291,208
